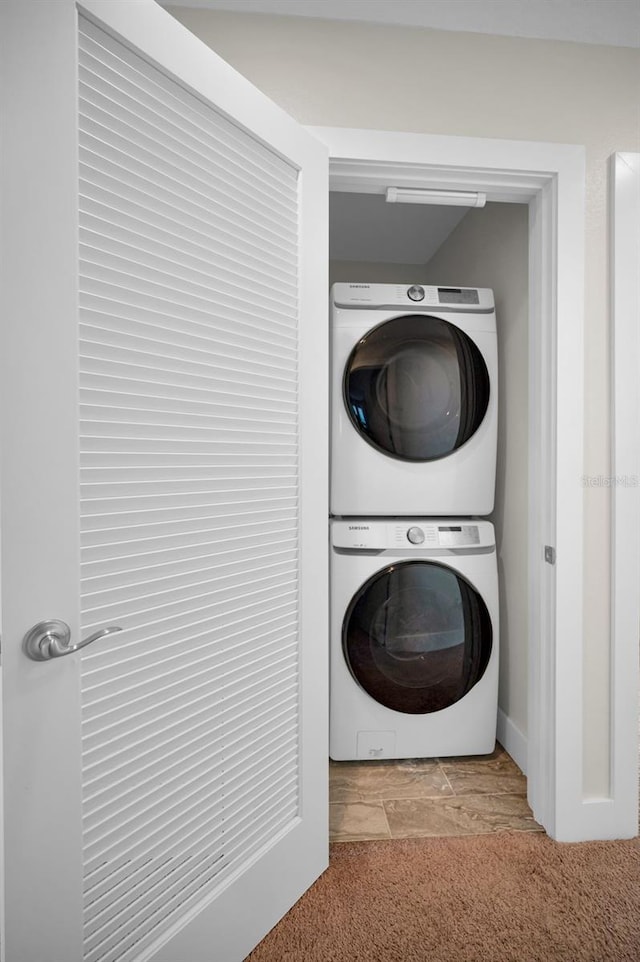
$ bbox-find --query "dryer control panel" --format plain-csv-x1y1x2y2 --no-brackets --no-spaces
332,519,495,550
332,283,495,311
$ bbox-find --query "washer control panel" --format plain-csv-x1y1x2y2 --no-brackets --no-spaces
332,520,492,550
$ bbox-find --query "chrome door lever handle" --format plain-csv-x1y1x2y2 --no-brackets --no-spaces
23,620,122,661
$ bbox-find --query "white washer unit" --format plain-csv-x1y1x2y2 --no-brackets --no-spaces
330,517,499,761
331,283,498,517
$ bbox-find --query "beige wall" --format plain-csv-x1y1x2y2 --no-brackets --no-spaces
329,261,425,285
422,204,529,739
167,6,640,796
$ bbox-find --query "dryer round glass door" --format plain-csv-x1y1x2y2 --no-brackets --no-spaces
343,560,492,714
343,314,490,461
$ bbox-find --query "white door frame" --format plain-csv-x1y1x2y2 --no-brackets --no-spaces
610,152,640,838
309,126,633,841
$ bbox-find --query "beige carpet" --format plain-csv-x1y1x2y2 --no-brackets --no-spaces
246,833,640,962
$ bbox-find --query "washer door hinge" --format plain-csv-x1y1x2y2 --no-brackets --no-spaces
544,545,556,565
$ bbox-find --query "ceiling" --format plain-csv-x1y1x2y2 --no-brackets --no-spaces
163,0,640,48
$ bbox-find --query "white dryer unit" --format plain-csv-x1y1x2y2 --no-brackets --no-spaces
330,517,499,761
331,283,498,516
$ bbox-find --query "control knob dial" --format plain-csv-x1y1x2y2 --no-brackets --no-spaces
407,285,425,302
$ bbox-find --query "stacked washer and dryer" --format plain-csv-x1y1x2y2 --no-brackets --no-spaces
329,283,500,760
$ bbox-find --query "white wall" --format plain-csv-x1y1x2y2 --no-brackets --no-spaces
167,5,640,796
422,203,529,744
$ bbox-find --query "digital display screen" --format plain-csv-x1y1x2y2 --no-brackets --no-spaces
438,287,480,305
438,524,481,546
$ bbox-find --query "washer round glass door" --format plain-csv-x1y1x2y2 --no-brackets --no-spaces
344,314,490,461
343,561,492,714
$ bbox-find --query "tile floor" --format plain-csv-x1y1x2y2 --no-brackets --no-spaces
329,742,543,842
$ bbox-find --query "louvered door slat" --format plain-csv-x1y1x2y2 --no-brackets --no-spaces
83,733,298,872
80,118,297,250
81,586,298,673
79,109,298,243
80,318,297,363
83,632,299,712
80,325,298,370
78,26,294,186
82,547,297,601
78,14,303,961
82,482,298,511
82,470,297,496
80,522,298,567
80,541,297,588
82,564,297,620
82,660,298,776
80,311,297,364
85,716,299,843
84,694,298,808
77,46,299,231
83,689,297,807
78,40,299,208
79,172,298,281
78,41,298,202
83,629,298,706
79,278,297,338
82,561,297,622
81,498,298,531
79,256,298,323
79,359,296,391
80,188,297,296
80,219,298,301
84,793,298,962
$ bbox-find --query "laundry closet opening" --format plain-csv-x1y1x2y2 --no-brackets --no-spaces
327,188,535,840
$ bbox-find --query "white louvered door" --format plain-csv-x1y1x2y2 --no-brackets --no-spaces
0,3,328,961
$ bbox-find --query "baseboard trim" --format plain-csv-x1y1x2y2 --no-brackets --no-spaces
497,708,528,775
